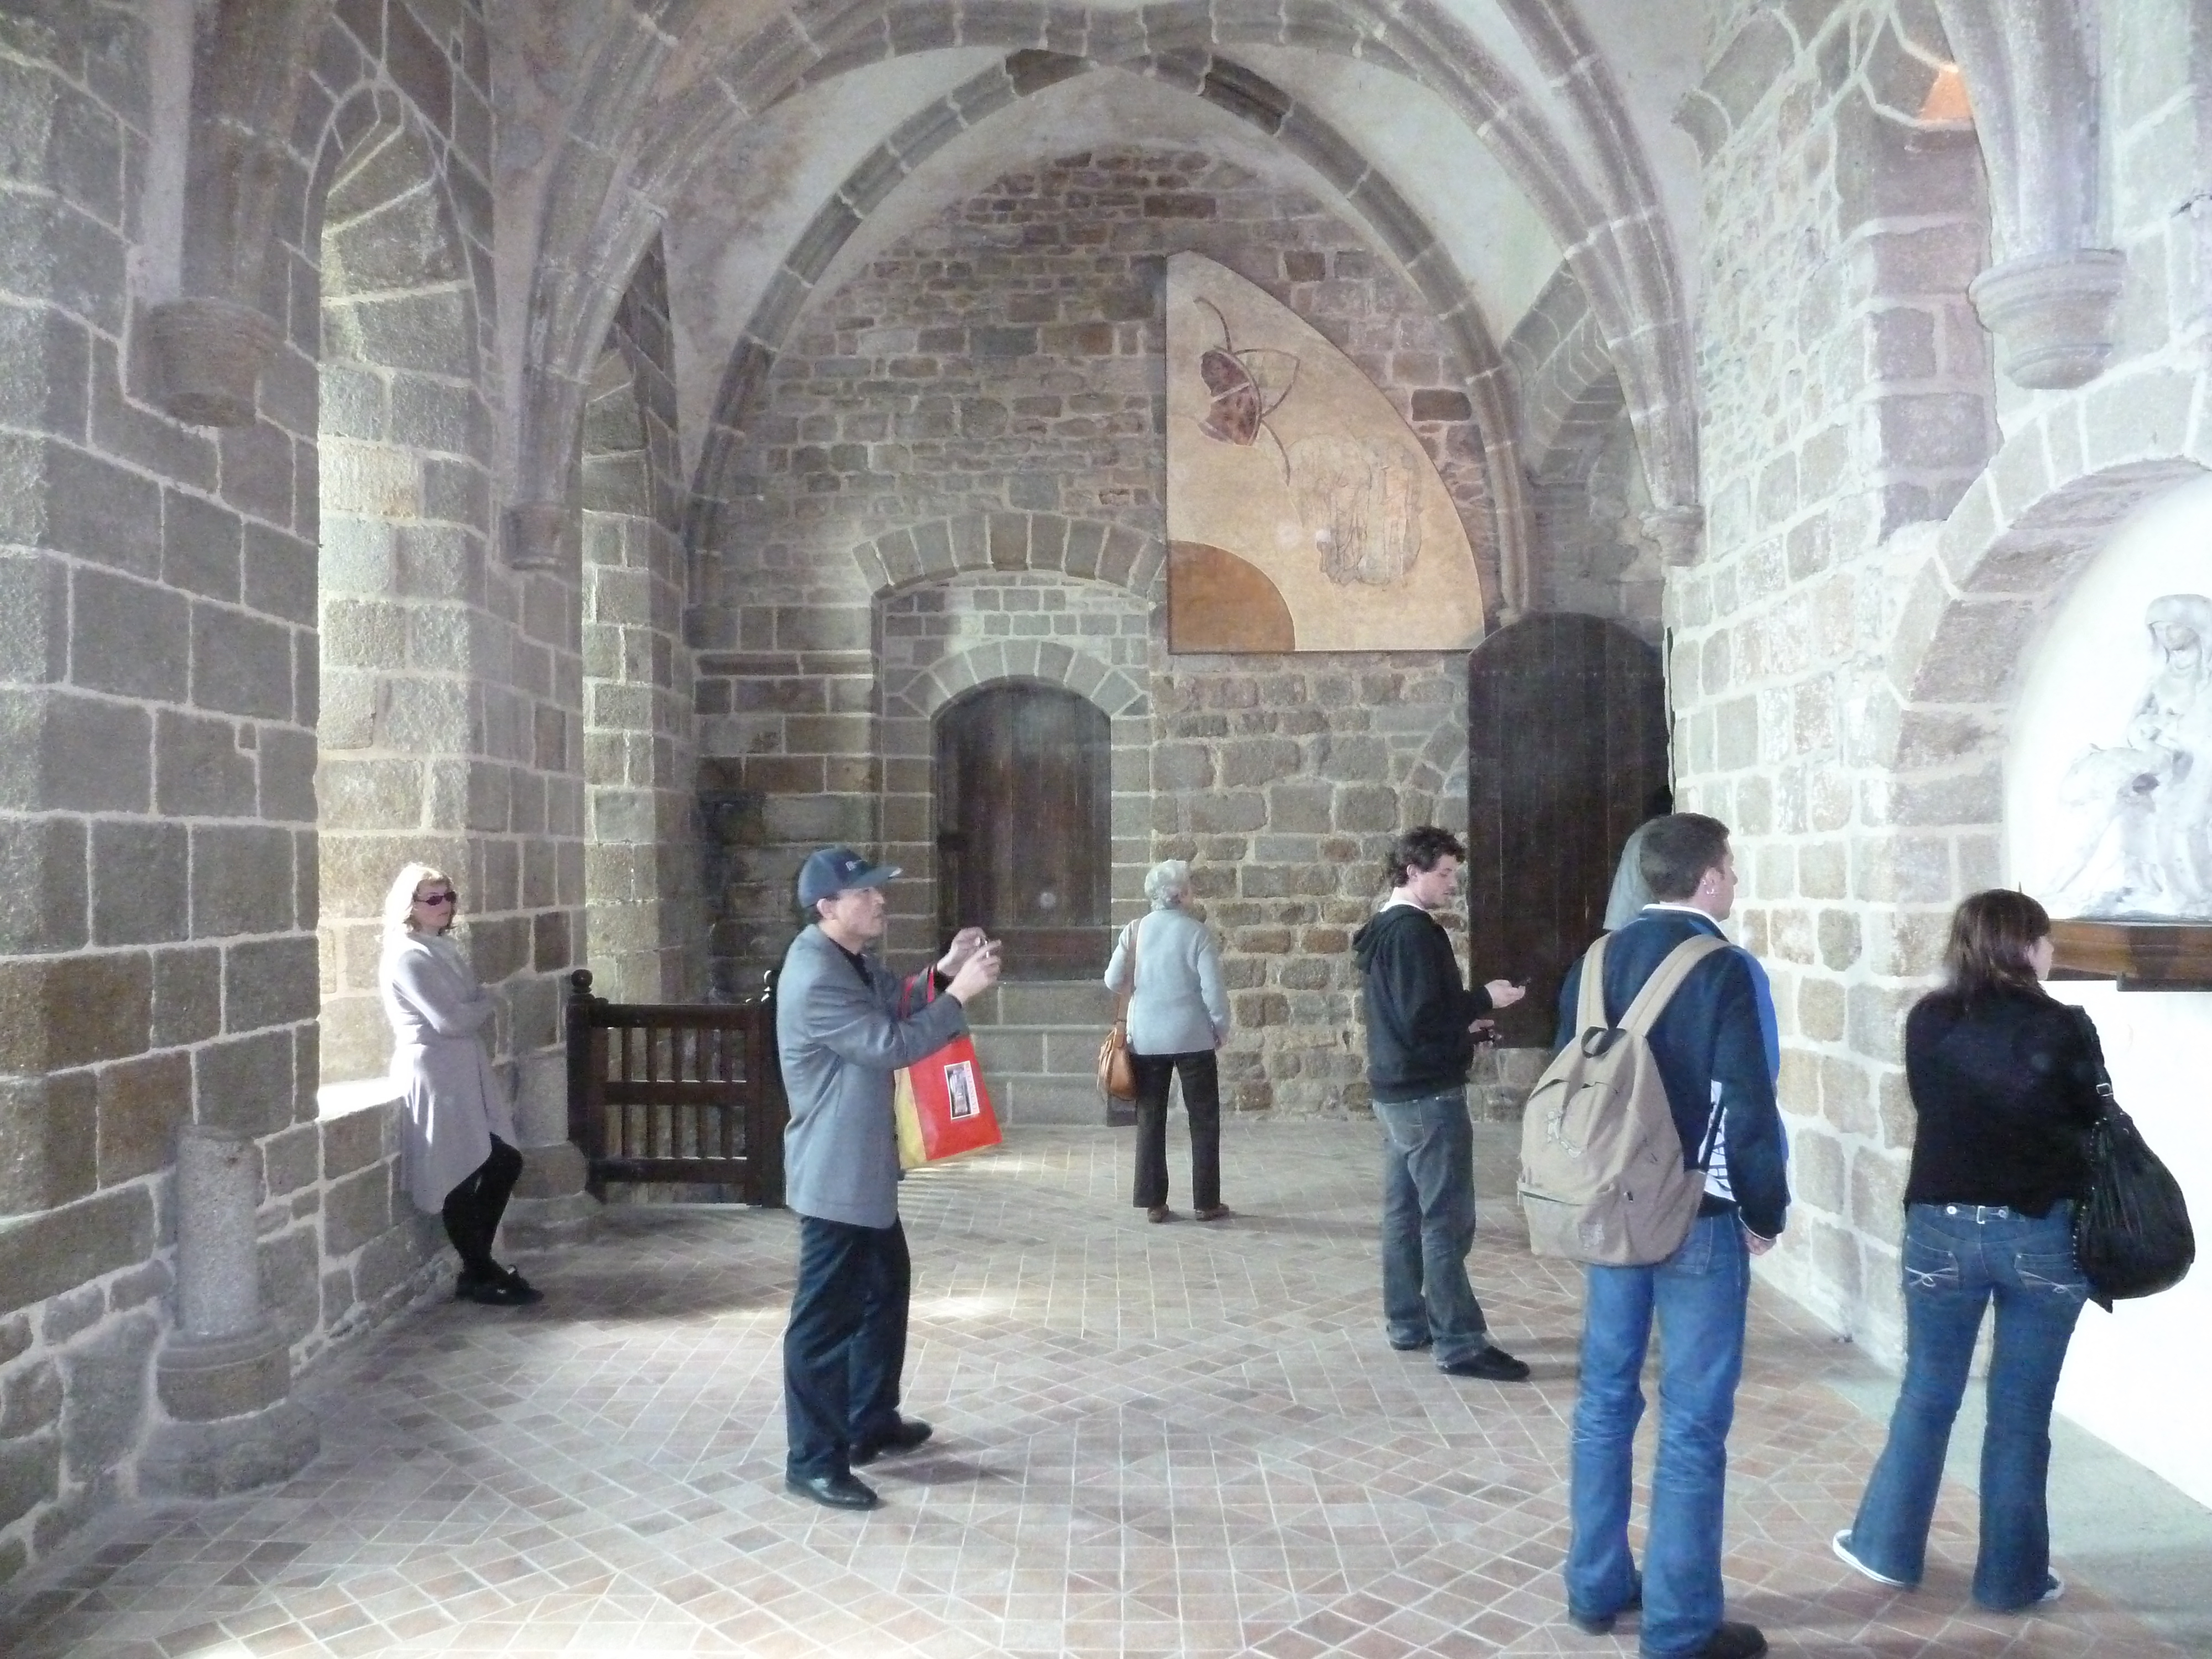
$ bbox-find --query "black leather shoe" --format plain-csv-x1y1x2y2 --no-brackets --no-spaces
1388,1334,1433,1352
785,1472,880,1510
1568,1583,1640,1635
851,1417,933,1466
1687,1621,1766,1659
1440,1345,1531,1381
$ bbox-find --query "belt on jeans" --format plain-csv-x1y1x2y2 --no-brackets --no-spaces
1940,1203,2016,1222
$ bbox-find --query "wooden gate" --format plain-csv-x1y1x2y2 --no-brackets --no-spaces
1467,614,1671,1046
565,969,787,1202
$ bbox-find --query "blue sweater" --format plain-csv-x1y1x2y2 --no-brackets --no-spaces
1554,908,1791,1241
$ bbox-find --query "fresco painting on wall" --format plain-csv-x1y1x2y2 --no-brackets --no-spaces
2011,478,2212,920
1163,253,1487,653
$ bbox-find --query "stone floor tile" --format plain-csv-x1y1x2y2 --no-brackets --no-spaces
0,1124,2198,1657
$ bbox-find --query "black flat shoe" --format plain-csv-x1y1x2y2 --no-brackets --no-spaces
464,1266,543,1307
851,1417,933,1466
1687,1621,1766,1659
785,1472,880,1510
1439,1345,1531,1381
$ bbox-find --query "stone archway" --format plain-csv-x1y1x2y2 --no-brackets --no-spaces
312,98,491,1084
878,597,1153,968
520,0,1694,583
686,54,1528,613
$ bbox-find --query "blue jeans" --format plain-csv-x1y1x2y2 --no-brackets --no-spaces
1842,1202,2086,1610
1375,1090,1489,1365
782,1215,911,1479
1567,1211,1750,1659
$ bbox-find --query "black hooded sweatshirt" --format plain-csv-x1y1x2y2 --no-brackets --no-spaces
1351,899,1495,1103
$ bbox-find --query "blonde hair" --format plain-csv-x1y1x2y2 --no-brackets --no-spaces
383,863,456,942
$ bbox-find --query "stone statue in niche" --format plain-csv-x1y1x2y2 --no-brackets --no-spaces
2047,593,2212,917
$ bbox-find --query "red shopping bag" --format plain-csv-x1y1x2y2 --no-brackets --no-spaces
892,977,1002,1168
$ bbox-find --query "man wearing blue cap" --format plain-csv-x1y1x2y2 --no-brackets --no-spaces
776,844,1002,1510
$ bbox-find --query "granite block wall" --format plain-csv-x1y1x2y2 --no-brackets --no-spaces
0,0,571,1582
691,149,1490,1111
1673,0,2212,1357
581,240,703,1004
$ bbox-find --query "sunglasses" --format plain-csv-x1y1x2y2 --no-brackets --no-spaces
415,891,458,907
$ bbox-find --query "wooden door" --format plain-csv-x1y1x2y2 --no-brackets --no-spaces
935,682,1111,978
1467,615,1670,1046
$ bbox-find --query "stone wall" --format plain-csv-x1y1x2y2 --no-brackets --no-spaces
1672,0,2212,1359
0,0,585,1583
691,149,1492,1113
1668,0,1996,1352
581,239,703,1004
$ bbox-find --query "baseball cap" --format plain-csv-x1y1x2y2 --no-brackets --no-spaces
797,846,901,907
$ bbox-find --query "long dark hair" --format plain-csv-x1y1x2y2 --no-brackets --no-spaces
1941,889,2051,1004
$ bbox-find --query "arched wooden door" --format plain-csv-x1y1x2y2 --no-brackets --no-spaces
1467,615,1670,1046
935,682,1112,978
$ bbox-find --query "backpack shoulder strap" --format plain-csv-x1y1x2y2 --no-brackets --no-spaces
1574,935,1610,1033
1617,933,1730,1035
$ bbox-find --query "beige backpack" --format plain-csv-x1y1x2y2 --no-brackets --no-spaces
1518,932,1727,1266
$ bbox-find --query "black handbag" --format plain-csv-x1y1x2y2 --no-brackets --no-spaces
2068,1008,2195,1311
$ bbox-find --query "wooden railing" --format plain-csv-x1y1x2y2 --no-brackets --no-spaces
565,970,787,1203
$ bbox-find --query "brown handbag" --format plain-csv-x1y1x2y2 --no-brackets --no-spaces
1097,916,1140,1100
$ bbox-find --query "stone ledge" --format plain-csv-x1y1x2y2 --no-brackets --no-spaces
316,1079,399,1120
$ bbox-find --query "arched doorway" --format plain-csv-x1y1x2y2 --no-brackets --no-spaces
1466,614,1670,1045
934,682,1111,978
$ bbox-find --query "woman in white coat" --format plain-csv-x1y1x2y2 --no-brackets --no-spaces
379,863,541,1306
1103,859,1232,1223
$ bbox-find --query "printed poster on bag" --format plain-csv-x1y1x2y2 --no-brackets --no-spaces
944,1060,980,1121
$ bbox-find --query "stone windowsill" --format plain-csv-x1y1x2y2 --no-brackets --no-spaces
317,1079,401,1120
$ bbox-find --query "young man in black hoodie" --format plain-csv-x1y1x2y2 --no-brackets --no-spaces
1350,827,1530,1381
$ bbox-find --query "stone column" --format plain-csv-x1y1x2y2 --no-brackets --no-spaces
140,1125,319,1496
502,1047,598,1246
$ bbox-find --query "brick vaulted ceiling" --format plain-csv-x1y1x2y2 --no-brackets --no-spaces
487,0,1714,556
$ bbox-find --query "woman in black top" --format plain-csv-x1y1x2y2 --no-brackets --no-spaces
1832,890,2102,1611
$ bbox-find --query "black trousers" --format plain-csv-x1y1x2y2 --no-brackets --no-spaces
441,1136,524,1276
1129,1050,1221,1211
782,1215,911,1480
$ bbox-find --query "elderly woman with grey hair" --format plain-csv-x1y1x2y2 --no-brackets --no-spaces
1103,859,1232,1222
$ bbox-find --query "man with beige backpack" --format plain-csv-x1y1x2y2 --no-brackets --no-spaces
1524,812,1790,1659
1103,859,1231,1222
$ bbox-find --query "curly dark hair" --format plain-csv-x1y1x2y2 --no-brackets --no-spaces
1386,826,1466,890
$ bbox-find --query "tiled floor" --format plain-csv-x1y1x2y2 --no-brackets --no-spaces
0,1123,2193,1658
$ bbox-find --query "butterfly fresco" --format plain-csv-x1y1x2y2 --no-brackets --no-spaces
1193,297,1300,479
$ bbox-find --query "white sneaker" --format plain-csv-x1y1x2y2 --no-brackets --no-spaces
1832,1530,1911,1589
2034,1573,2065,1605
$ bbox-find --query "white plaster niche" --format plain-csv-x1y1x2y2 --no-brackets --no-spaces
2005,472,2212,1509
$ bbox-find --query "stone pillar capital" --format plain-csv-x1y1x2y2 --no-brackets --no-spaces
143,296,281,427
1968,248,2127,390
1640,504,1705,567
504,500,579,572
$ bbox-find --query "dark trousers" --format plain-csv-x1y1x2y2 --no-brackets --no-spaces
441,1137,523,1276
782,1215,911,1480
1130,1050,1221,1210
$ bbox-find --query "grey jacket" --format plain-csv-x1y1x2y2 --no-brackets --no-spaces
1103,906,1229,1057
776,925,969,1228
